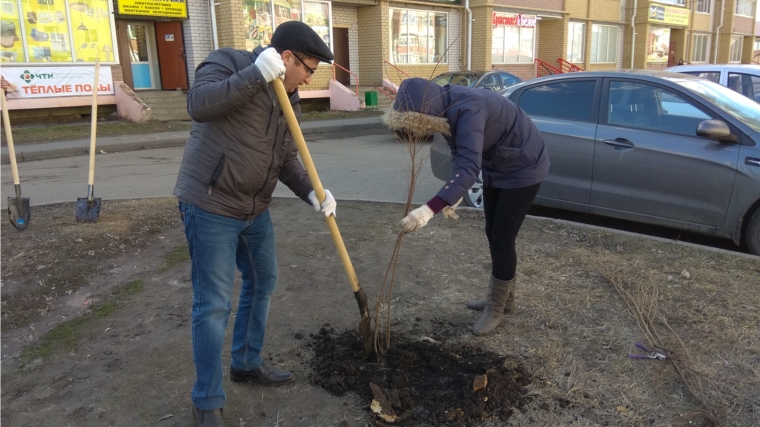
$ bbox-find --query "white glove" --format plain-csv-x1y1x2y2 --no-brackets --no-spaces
254,47,285,82
442,198,463,220
399,204,434,234
308,189,337,217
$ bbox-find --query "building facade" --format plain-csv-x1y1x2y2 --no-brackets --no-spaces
0,0,757,112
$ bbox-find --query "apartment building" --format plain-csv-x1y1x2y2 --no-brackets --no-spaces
1,0,756,112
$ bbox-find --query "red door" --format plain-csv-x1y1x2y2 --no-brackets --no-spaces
155,22,189,90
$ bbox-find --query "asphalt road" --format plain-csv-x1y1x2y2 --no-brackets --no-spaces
1,129,443,208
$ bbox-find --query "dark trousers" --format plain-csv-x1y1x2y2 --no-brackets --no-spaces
483,183,541,281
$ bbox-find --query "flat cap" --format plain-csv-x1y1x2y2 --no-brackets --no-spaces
271,21,333,63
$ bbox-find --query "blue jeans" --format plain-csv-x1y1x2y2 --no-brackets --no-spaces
179,202,278,410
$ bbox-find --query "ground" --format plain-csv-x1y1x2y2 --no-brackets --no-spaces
2,198,759,426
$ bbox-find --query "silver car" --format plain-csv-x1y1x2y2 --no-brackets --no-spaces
665,64,760,103
430,70,760,255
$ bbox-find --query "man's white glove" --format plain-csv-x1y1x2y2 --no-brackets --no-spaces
254,47,285,82
308,189,337,217
399,204,434,234
442,198,464,220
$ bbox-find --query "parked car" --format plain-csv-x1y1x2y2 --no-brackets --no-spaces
430,70,760,255
431,70,522,92
665,64,760,103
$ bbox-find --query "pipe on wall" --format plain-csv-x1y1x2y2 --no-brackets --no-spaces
714,0,725,63
210,0,219,50
630,0,637,69
465,0,472,69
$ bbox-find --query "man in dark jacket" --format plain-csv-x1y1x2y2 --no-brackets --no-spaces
384,77,549,336
174,21,337,427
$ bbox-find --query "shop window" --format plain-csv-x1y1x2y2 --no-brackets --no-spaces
730,35,743,62
591,24,618,63
736,0,755,17
567,22,585,63
0,0,115,63
389,8,447,64
692,34,708,62
696,0,711,13
491,13,535,64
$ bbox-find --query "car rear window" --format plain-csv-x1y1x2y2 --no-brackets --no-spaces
518,80,597,121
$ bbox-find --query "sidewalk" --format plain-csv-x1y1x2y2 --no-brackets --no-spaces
1,116,386,164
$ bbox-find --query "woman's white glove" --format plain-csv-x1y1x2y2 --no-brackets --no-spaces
254,47,285,82
442,198,463,220
309,189,337,217
399,204,434,234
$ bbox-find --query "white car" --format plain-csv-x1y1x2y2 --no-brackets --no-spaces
665,64,760,102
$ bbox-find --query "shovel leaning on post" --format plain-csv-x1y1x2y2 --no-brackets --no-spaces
272,78,373,357
75,60,102,222
1,89,31,230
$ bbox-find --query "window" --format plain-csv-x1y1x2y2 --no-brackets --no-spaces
567,22,585,63
492,13,536,63
607,81,711,136
591,24,618,63
680,71,721,83
655,0,684,4
389,8,448,64
755,40,760,50
692,34,708,62
730,35,743,62
477,73,500,91
518,80,597,121
696,0,711,13
499,72,521,88
728,72,760,102
736,0,755,16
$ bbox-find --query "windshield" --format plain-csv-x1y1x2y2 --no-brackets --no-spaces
432,73,478,87
672,77,760,133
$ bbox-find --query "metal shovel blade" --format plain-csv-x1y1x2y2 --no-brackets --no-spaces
75,198,102,223
7,196,31,230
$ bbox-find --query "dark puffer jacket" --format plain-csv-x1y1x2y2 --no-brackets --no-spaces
173,46,313,220
394,78,549,206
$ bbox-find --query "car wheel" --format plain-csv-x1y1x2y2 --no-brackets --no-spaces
746,207,760,256
463,172,484,208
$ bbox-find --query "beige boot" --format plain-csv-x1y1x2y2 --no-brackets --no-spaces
472,276,515,336
467,279,516,314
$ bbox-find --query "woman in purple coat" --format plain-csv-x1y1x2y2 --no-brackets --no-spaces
384,77,549,336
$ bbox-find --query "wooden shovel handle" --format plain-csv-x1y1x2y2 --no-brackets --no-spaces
89,60,99,186
272,78,362,293
0,89,20,186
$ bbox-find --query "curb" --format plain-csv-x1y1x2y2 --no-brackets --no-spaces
2,119,387,164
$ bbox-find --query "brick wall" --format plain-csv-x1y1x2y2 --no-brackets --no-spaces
594,0,623,23
566,0,588,19
498,64,536,80
537,17,567,71
357,3,387,86
733,16,754,35
184,0,214,86
448,9,461,72
215,0,246,50
470,5,493,71
493,0,563,12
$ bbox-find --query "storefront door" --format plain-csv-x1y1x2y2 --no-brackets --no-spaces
127,22,156,89
155,22,188,90
332,27,350,86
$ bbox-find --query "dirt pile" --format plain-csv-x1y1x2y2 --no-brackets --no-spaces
309,325,531,426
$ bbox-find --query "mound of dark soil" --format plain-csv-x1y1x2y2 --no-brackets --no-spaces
308,326,531,426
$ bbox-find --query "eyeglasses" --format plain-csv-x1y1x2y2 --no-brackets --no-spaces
292,53,315,76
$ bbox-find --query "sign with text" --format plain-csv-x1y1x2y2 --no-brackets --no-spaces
648,5,689,26
492,13,536,29
0,66,114,98
118,0,187,18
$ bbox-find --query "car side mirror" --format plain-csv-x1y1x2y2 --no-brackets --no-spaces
696,120,737,143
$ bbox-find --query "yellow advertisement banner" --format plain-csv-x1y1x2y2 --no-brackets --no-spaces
648,5,689,27
71,0,115,62
118,0,187,18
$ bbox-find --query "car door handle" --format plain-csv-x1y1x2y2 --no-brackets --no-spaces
746,157,760,167
602,138,635,150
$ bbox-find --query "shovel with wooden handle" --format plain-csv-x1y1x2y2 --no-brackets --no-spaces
272,78,373,357
75,60,102,222
1,89,31,230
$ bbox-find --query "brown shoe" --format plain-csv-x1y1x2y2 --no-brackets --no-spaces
192,405,226,427
230,363,294,386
